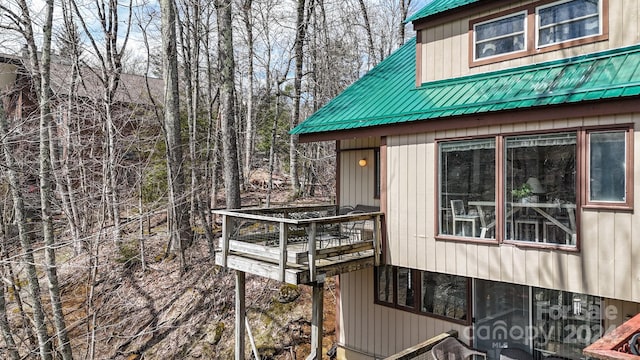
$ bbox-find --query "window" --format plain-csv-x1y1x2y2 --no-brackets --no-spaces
375,265,394,304
474,279,604,360
588,130,628,205
421,272,468,321
537,0,601,47
439,139,496,239
474,12,527,60
505,133,576,245
397,267,416,308
470,0,606,65
441,134,580,245
374,266,470,323
438,127,633,247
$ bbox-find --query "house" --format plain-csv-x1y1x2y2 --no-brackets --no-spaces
0,52,163,209
288,0,640,359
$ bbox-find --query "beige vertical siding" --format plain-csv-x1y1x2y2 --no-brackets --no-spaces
603,299,640,332
338,268,469,359
418,0,639,83
381,114,640,303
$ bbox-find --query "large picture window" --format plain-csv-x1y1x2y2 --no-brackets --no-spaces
439,139,496,239
375,266,470,323
438,127,633,247
505,133,576,245
537,0,601,47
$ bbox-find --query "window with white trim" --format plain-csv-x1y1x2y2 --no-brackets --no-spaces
474,12,527,60
537,0,601,48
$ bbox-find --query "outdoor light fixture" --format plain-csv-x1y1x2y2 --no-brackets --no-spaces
358,158,367,167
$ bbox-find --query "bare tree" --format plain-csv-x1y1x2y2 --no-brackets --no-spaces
217,0,241,209
289,0,313,196
0,97,53,360
241,0,255,187
357,0,377,68
70,0,134,245
398,0,413,47
160,0,193,263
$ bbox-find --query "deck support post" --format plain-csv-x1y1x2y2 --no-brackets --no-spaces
374,214,381,266
279,222,288,282
308,222,316,282
307,280,324,360
222,215,230,267
235,270,246,360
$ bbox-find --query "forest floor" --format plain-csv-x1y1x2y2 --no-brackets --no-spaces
34,174,339,359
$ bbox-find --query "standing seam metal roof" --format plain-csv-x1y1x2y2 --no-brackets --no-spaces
291,38,640,136
405,0,480,23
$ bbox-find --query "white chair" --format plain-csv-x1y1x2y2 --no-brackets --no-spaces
515,217,540,241
450,200,480,237
432,337,487,360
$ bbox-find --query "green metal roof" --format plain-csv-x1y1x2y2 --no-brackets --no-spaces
291,38,640,136
405,0,480,23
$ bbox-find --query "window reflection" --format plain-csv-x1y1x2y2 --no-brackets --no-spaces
475,12,526,59
538,0,600,47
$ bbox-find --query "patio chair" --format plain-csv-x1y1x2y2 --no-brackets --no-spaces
431,337,487,360
451,200,480,237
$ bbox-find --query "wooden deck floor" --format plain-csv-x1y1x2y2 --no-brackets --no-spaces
215,238,376,285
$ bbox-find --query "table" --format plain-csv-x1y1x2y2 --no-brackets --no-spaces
468,201,576,242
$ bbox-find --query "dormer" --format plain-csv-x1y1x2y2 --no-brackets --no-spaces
407,0,623,85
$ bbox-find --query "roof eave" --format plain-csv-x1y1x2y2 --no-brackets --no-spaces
297,97,640,143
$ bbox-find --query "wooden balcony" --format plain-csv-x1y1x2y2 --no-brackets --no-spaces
214,205,383,285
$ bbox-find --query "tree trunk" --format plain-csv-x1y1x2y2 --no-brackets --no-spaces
357,0,376,68
242,0,255,187
0,96,53,360
398,0,412,47
0,211,20,360
161,0,193,257
37,2,74,356
217,0,241,209
289,0,310,196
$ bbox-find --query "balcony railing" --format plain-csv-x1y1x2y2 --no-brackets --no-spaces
214,205,382,284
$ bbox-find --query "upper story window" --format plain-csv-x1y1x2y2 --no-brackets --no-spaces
470,0,606,66
537,0,602,47
474,12,526,60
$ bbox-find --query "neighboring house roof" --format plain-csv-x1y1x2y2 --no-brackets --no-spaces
405,0,480,23
0,52,163,106
291,38,640,136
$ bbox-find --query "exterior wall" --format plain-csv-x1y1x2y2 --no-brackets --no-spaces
339,137,381,208
383,113,640,303
337,268,469,359
0,63,17,90
418,0,638,83
336,268,640,359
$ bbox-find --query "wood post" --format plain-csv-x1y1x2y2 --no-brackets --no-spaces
279,222,288,282
374,214,381,266
307,281,324,360
308,222,316,282
222,215,230,267
235,270,246,360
